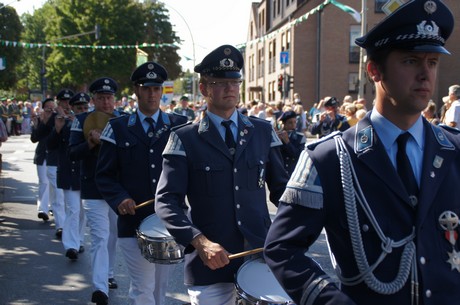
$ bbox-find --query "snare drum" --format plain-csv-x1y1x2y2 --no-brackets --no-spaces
136,214,184,264
236,257,295,305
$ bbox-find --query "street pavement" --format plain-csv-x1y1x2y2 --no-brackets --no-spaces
0,134,335,305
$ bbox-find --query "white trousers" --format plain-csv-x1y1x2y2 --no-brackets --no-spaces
36,163,49,213
118,237,173,305
46,165,65,229
188,283,236,305
83,199,118,294
62,189,86,250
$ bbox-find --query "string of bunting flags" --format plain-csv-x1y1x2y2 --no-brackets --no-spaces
0,40,177,49
0,0,358,51
239,0,360,48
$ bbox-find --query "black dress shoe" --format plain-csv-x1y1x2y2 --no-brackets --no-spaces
91,290,108,305
78,245,85,253
38,212,49,222
65,248,78,260
55,228,63,239
108,277,118,289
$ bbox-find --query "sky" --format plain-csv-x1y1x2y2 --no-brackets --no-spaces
7,0,256,72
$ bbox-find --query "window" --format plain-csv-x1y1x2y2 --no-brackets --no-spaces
349,25,361,63
348,73,359,93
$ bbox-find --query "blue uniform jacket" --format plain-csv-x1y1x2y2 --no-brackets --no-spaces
155,112,289,286
47,118,81,190
31,115,59,166
280,130,306,176
68,110,122,199
95,111,187,237
264,114,460,305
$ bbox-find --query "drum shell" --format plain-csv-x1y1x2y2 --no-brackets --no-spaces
136,214,184,264
235,257,295,305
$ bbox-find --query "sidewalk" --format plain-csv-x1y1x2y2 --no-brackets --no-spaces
0,135,188,305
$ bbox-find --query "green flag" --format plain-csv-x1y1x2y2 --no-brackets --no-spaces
331,0,361,23
136,48,148,66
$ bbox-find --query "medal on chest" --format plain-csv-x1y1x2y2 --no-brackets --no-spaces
439,211,460,272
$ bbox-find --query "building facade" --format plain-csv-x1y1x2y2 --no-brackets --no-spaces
243,0,460,110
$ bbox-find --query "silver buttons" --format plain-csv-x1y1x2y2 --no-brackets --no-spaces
425,290,432,298
420,256,426,265
235,186,239,191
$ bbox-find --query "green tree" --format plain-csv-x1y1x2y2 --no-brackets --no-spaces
141,1,182,79
18,0,182,96
0,5,23,90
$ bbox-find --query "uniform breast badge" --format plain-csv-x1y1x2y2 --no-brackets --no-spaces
439,211,460,271
258,168,265,188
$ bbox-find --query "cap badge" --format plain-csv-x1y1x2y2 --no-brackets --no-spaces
220,58,234,68
104,79,110,84
102,85,112,91
224,47,232,56
146,72,157,79
148,63,154,70
416,20,440,37
424,0,437,14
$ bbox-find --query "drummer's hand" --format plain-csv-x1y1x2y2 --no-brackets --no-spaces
118,198,136,215
191,234,229,270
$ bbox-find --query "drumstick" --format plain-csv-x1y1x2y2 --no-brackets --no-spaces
134,198,155,210
228,247,264,260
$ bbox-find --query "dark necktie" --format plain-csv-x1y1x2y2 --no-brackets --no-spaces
145,117,155,138
221,120,236,150
396,133,419,198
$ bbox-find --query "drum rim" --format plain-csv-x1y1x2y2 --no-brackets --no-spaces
235,257,294,305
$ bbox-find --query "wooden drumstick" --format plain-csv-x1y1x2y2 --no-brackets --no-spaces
134,198,155,210
228,247,264,260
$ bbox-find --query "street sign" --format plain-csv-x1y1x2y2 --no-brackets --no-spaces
280,52,289,65
161,81,174,106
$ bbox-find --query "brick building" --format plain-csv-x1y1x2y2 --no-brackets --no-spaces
243,0,460,111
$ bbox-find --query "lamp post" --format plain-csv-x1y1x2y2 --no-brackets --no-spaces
357,0,367,99
158,1,196,102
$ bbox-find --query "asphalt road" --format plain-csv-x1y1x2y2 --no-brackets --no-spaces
0,134,335,305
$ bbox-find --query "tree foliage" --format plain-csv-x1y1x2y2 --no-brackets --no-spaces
0,5,23,90
17,0,182,97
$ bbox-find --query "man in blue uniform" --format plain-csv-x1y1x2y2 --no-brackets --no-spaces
276,110,306,176
264,1,460,305
31,98,56,223
310,96,350,138
48,92,89,260
155,44,289,304
173,95,196,122
69,78,121,305
96,61,187,305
